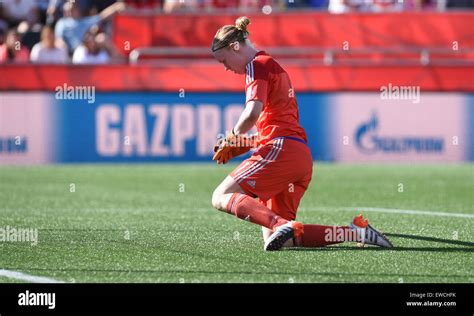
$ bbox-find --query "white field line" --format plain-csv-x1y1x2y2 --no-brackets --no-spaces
8,206,473,219
0,269,65,283
301,207,474,219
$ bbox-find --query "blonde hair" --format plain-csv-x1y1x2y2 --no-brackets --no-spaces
211,16,250,52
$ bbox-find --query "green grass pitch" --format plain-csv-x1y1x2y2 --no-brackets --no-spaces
0,163,473,283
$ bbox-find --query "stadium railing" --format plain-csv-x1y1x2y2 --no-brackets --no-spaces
128,46,474,66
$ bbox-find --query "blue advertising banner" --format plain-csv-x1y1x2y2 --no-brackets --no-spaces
1,92,471,164
55,92,332,162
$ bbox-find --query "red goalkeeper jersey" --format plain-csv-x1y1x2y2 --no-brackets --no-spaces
245,51,307,146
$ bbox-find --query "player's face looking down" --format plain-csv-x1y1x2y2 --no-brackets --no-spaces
213,42,248,75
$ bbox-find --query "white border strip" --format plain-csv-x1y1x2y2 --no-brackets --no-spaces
301,207,474,219
68,207,474,219
0,269,65,283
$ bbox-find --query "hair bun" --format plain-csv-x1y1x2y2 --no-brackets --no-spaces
235,16,250,34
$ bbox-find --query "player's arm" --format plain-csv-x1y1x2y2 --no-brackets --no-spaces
233,100,262,135
213,61,266,164
234,60,268,135
212,101,261,164
99,2,126,21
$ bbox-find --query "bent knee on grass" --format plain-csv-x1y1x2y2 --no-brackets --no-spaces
211,189,236,211
212,176,245,211
211,189,226,210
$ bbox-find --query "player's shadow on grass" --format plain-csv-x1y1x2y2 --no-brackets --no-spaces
289,232,474,253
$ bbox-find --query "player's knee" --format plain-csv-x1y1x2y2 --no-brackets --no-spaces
211,188,224,210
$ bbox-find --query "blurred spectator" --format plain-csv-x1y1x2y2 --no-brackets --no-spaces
308,0,329,8
238,0,273,11
164,0,276,12
17,20,41,51
94,29,123,63
0,29,30,63
72,28,114,64
163,0,199,12
125,0,161,10
328,0,353,13
372,0,403,11
55,1,125,54
0,21,8,43
47,0,96,25
30,25,68,63
46,0,67,25
447,0,474,8
90,0,120,12
329,0,403,13
285,0,313,9
403,0,436,10
36,0,51,24
0,0,38,27
1,0,39,27
203,0,239,10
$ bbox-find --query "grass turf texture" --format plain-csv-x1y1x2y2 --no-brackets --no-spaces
0,163,473,283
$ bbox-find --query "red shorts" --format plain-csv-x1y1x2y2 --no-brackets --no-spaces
230,137,313,221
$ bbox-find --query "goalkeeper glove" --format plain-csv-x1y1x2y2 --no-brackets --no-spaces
213,129,256,164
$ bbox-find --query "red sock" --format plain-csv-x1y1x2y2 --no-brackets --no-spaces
226,193,288,230
298,224,356,247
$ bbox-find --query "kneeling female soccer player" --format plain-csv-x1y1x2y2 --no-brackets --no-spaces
211,17,392,251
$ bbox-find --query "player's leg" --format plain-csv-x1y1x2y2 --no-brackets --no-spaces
211,175,288,230
211,175,245,211
258,198,286,242
259,197,295,247
261,181,345,248
229,137,310,249
266,181,393,249
263,225,298,247
261,226,272,242
278,180,355,247
230,138,393,249
253,139,364,249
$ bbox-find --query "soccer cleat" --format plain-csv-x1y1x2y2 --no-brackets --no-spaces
349,214,393,248
264,221,304,251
